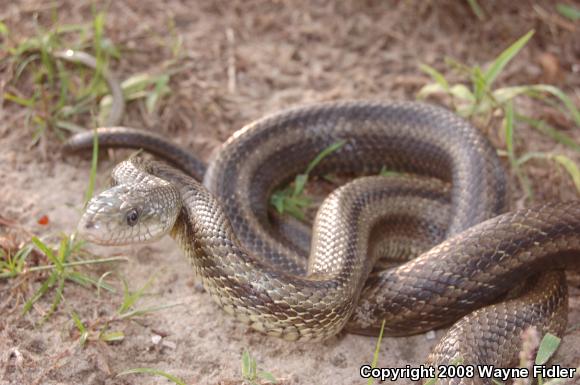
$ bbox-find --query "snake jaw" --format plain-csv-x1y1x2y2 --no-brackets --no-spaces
78,183,181,245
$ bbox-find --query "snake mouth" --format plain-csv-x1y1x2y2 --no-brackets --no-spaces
77,211,115,245
75,186,133,245
76,177,182,246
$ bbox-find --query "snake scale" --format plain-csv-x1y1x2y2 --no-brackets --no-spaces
64,91,579,383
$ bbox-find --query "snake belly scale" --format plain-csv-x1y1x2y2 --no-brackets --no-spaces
70,101,579,384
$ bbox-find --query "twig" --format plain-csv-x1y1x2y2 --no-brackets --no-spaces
226,28,236,94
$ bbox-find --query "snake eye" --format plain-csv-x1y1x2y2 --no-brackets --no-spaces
126,208,140,226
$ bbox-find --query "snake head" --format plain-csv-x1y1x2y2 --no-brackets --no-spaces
78,183,181,245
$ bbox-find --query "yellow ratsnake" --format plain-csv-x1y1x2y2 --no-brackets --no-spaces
65,100,580,385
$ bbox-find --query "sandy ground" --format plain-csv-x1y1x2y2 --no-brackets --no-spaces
1,1,579,384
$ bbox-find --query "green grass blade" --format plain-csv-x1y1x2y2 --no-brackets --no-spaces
270,140,344,219
552,155,580,194
304,140,346,175
3,92,36,107
97,271,114,297
55,120,87,133
258,370,277,384
0,21,8,36
556,4,580,21
117,368,187,385
449,84,475,102
146,74,170,114
120,73,156,97
26,256,127,273
100,330,125,342
367,319,386,385
44,276,65,320
118,303,181,319
526,85,580,126
270,191,287,214
71,311,89,346
57,236,70,265
535,333,561,365
23,270,58,314
14,54,41,81
517,152,580,195
242,350,251,377
493,84,579,127
66,271,114,291
516,151,547,166
31,237,55,261
71,311,87,333
55,61,70,111
483,30,534,88
39,34,56,87
516,114,580,152
416,83,448,99
471,66,486,104
93,12,106,66
504,101,516,166
419,64,449,89
118,275,156,314
466,0,485,20
292,174,309,197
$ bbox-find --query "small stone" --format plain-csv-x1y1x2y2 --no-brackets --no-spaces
151,334,162,345
425,330,436,340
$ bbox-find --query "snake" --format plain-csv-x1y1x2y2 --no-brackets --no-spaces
63,88,580,384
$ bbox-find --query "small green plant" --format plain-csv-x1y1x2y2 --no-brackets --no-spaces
70,310,90,346
0,244,33,278
117,368,187,385
270,140,345,220
241,350,277,385
20,235,122,320
69,273,180,347
418,29,580,200
116,275,179,318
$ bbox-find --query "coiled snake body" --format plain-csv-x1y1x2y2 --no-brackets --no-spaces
69,101,580,384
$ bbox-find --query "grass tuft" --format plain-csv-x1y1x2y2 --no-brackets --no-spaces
241,350,278,385
3,11,116,141
418,29,580,200
270,140,345,220
66,272,180,347
20,235,122,321
3,10,172,141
